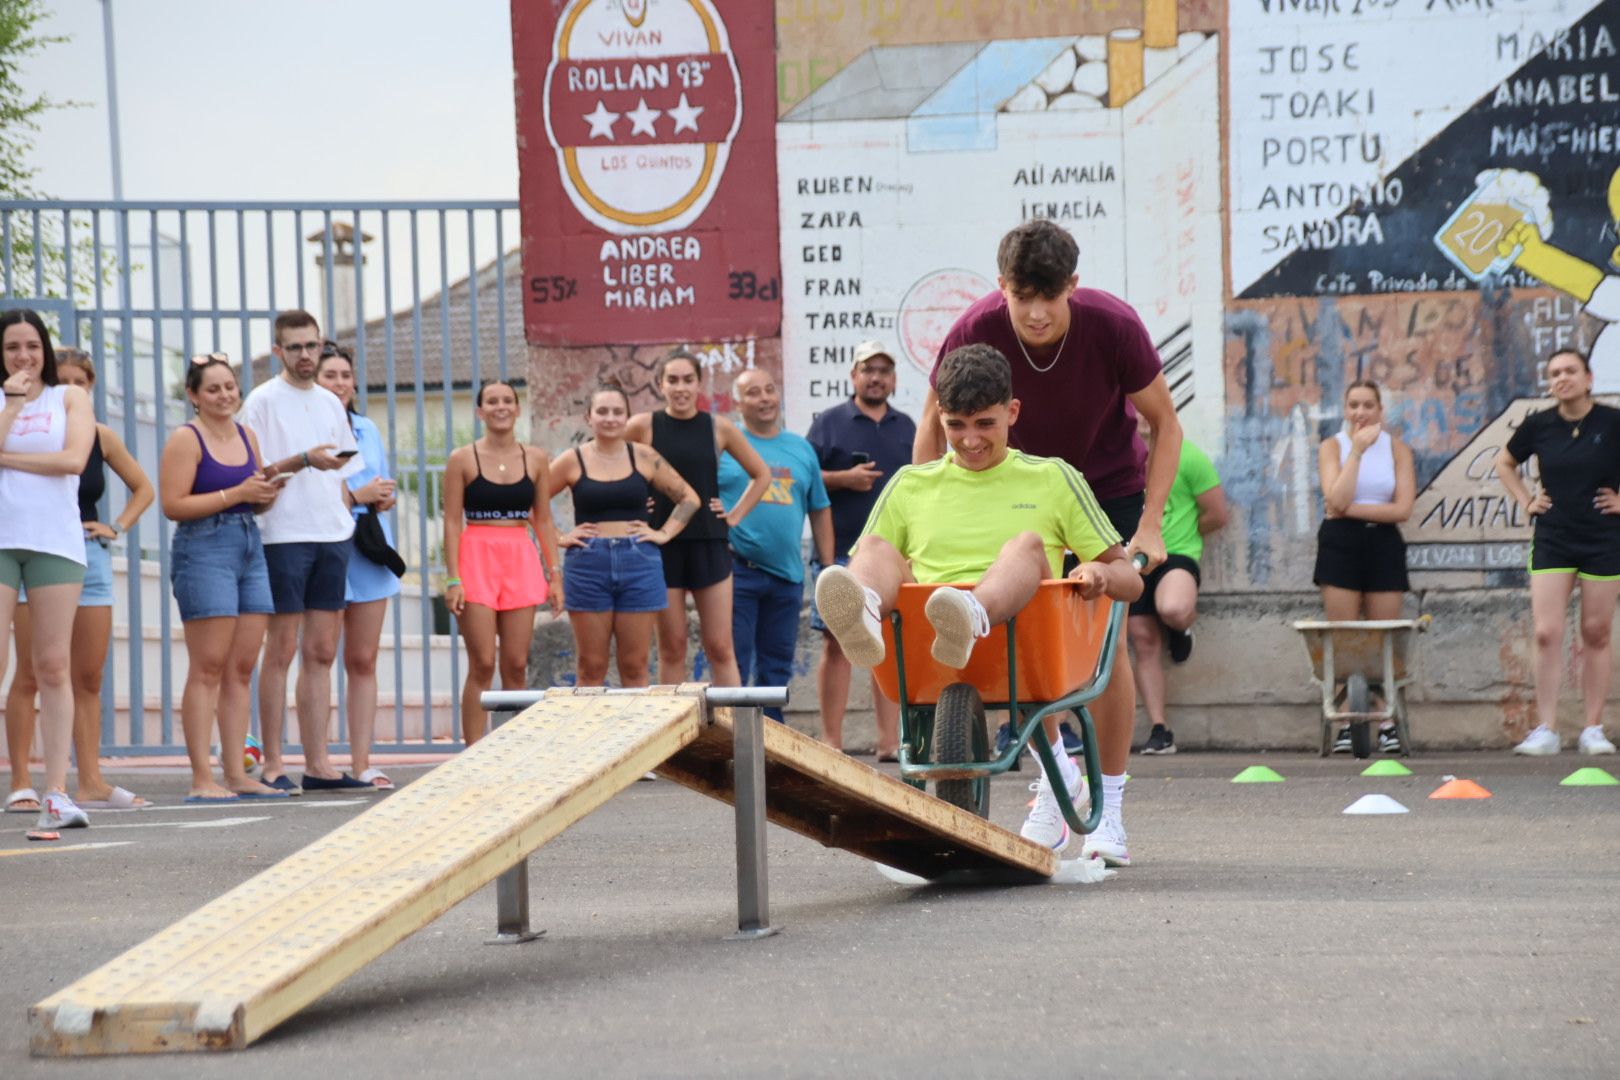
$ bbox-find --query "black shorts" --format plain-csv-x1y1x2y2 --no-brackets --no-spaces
1313,519,1409,593
1129,554,1201,617
1529,526,1620,579
1061,490,1144,576
659,537,733,591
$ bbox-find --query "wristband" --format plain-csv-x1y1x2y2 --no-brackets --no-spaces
301,451,310,468
445,578,462,588
3,391,23,398
110,522,125,536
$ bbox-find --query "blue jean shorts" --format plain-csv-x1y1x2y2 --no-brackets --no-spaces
170,512,274,622
563,537,667,613
80,535,115,607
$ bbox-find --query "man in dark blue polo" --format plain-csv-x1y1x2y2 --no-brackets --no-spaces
806,341,916,759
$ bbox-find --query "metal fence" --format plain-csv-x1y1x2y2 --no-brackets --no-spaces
0,199,524,754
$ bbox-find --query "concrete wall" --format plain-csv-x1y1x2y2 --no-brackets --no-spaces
516,0,1620,747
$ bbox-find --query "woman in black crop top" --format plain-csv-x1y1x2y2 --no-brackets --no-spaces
443,380,564,745
1495,348,1620,756
550,383,701,688
626,350,770,687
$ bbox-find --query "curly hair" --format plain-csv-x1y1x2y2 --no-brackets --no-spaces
996,220,1079,297
935,344,1012,415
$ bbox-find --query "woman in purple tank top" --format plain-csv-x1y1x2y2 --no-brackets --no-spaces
157,356,286,803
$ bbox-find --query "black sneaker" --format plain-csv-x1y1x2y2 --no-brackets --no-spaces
1331,726,1352,754
1059,721,1085,755
1378,726,1401,754
1167,628,1194,664
1141,725,1176,755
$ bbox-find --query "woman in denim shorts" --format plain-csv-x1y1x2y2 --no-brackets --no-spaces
158,355,287,803
6,350,156,812
549,382,701,687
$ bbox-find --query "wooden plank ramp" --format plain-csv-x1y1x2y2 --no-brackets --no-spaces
29,689,704,1056
32,686,1055,1057
658,704,1058,884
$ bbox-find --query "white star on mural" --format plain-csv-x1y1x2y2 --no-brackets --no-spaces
583,100,619,140
667,92,703,135
625,98,661,138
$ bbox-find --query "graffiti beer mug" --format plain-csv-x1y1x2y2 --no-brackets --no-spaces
1434,168,1551,282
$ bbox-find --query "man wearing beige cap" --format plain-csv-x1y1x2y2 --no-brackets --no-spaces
805,342,915,760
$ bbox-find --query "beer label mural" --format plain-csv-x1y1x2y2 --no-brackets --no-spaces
513,0,781,345
774,4,1224,442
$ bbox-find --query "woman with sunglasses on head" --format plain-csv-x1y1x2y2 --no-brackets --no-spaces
315,342,400,788
0,310,97,831
443,380,564,745
626,350,769,686
6,349,155,814
1495,348,1620,757
157,354,287,803
549,380,701,688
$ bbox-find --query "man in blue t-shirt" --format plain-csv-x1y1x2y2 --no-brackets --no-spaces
805,341,916,759
719,368,835,720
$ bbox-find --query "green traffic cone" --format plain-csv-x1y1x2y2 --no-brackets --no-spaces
1231,765,1284,783
1560,767,1620,787
1361,759,1413,777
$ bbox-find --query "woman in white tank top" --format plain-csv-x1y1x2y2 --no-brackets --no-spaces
1314,380,1416,753
0,309,96,831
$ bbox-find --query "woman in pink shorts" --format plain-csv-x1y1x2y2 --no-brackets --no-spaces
443,381,564,745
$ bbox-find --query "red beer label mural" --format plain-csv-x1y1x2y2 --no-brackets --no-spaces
514,0,780,346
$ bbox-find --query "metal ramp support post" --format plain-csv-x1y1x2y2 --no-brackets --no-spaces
480,686,789,941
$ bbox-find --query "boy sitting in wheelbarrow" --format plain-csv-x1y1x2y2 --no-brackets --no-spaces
815,342,1142,852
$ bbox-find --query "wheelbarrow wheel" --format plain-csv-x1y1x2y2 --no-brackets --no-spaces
1347,673,1373,759
933,682,989,817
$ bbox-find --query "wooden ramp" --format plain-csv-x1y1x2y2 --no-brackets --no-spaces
658,703,1057,884
31,687,1054,1057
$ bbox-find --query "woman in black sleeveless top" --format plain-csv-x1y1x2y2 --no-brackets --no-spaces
626,350,769,687
549,383,700,688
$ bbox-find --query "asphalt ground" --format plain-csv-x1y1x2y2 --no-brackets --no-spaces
3,751,1618,1078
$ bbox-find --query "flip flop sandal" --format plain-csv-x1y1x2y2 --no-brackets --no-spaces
357,768,394,790
5,788,40,813
78,786,149,810
183,794,242,805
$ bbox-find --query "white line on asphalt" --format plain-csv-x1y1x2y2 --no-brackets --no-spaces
88,798,371,814
0,841,137,858
87,816,272,831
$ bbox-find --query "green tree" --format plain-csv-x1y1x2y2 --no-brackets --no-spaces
0,0,65,198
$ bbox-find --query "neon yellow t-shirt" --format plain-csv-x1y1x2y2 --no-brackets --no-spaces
855,449,1121,584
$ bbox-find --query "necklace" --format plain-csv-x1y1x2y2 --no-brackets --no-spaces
1010,309,1067,373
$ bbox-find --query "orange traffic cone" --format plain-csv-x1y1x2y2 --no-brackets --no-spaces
1430,778,1491,799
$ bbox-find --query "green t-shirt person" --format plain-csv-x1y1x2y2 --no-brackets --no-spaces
1161,440,1221,562
856,449,1120,583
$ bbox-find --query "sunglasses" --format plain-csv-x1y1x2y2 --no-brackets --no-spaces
190,352,229,365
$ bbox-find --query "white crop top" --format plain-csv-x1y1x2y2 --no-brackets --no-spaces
1334,429,1396,506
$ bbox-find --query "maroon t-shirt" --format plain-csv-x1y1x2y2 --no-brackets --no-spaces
932,289,1160,500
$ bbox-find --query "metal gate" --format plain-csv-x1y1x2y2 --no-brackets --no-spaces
0,199,523,754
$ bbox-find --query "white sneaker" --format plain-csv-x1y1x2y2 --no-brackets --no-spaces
37,791,89,831
1080,807,1131,867
924,587,990,669
1019,766,1082,852
1578,726,1617,755
814,566,886,668
1513,726,1561,756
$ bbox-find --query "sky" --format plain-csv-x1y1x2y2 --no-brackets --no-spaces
25,0,519,202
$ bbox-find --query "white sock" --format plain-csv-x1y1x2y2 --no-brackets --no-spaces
1056,748,1081,792
1101,773,1126,814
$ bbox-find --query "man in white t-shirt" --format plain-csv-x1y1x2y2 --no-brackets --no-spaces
238,309,364,794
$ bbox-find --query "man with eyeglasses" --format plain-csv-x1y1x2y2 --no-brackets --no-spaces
238,309,367,794
805,341,915,760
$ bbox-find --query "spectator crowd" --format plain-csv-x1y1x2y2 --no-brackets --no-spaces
5,218,1617,854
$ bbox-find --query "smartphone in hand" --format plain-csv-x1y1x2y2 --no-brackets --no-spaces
335,449,359,459
850,451,871,467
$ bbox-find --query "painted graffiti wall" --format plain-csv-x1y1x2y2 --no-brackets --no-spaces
515,0,1620,607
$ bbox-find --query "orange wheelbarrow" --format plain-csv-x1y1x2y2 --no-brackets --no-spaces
871,579,1130,834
